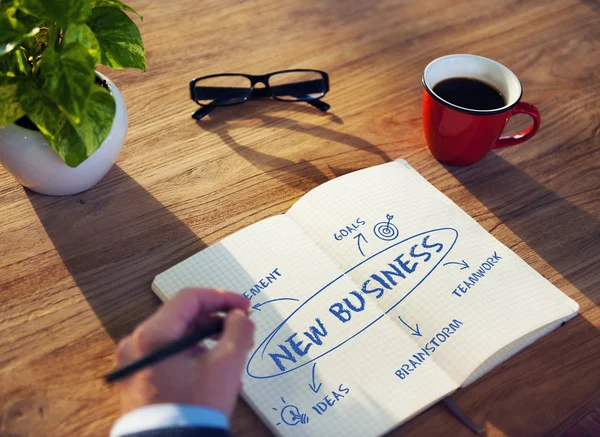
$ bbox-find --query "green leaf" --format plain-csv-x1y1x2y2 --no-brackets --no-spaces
0,1,18,16
19,81,116,167
90,0,142,20
71,85,115,157
51,86,115,166
63,23,100,63
19,0,91,26
18,80,68,139
14,8,45,28
0,13,39,55
0,77,24,126
90,7,146,71
0,46,30,76
41,44,95,124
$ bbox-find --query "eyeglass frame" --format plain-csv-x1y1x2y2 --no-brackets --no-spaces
189,69,330,118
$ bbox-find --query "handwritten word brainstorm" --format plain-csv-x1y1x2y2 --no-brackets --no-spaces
246,228,458,379
395,319,463,380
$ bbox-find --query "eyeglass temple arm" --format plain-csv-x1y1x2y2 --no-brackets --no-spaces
307,99,330,112
192,104,215,120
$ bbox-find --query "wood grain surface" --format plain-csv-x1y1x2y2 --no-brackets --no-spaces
1,0,599,436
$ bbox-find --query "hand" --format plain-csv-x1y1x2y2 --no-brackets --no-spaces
115,288,254,416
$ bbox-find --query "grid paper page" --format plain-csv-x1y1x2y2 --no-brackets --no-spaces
287,160,579,386
153,214,455,437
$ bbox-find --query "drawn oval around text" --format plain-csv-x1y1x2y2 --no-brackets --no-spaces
246,227,458,379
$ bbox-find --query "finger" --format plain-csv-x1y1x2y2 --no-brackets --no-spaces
116,335,135,365
190,313,224,332
186,343,209,358
208,332,223,342
155,288,249,333
188,313,225,342
216,309,255,358
133,288,249,353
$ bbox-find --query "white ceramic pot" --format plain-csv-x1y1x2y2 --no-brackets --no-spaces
0,72,127,196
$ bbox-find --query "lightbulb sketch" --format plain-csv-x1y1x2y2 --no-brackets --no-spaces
272,397,309,426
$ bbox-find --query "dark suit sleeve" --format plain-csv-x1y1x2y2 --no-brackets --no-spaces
120,427,231,437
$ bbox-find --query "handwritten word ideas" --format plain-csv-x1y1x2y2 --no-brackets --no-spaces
395,319,464,380
311,384,350,416
246,228,459,379
242,268,282,300
451,252,502,298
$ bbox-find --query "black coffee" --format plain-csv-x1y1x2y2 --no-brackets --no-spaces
433,77,505,110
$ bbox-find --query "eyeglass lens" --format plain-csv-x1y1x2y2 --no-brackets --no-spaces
268,71,326,101
194,75,252,106
194,71,326,106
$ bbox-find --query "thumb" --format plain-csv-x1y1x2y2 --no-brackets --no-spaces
217,309,255,357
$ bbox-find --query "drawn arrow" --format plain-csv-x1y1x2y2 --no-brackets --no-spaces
308,362,322,393
252,297,299,312
353,233,368,257
443,260,469,270
398,316,422,337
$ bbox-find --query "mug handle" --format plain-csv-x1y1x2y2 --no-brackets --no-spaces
493,102,541,149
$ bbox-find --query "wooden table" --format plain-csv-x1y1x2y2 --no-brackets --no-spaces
1,0,599,435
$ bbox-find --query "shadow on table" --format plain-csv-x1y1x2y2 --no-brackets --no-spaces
26,164,294,429
446,152,600,305
440,152,600,436
26,165,213,341
195,100,392,190
580,0,600,13
398,153,600,436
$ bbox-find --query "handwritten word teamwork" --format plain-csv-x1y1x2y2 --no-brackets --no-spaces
267,235,446,372
451,252,502,297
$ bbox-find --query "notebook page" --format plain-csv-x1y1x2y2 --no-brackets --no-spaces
462,319,566,386
286,160,578,386
152,214,456,436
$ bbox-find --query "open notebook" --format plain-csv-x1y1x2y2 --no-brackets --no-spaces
152,160,578,436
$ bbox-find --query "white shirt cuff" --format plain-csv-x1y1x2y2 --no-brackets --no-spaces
110,404,228,437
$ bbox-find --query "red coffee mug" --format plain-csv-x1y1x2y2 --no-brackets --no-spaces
422,54,541,166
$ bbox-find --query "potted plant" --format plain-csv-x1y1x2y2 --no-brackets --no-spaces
0,0,145,195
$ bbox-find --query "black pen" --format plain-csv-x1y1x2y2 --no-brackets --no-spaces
105,311,251,383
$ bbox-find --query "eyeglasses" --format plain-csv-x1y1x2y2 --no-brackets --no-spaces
189,69,330,120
